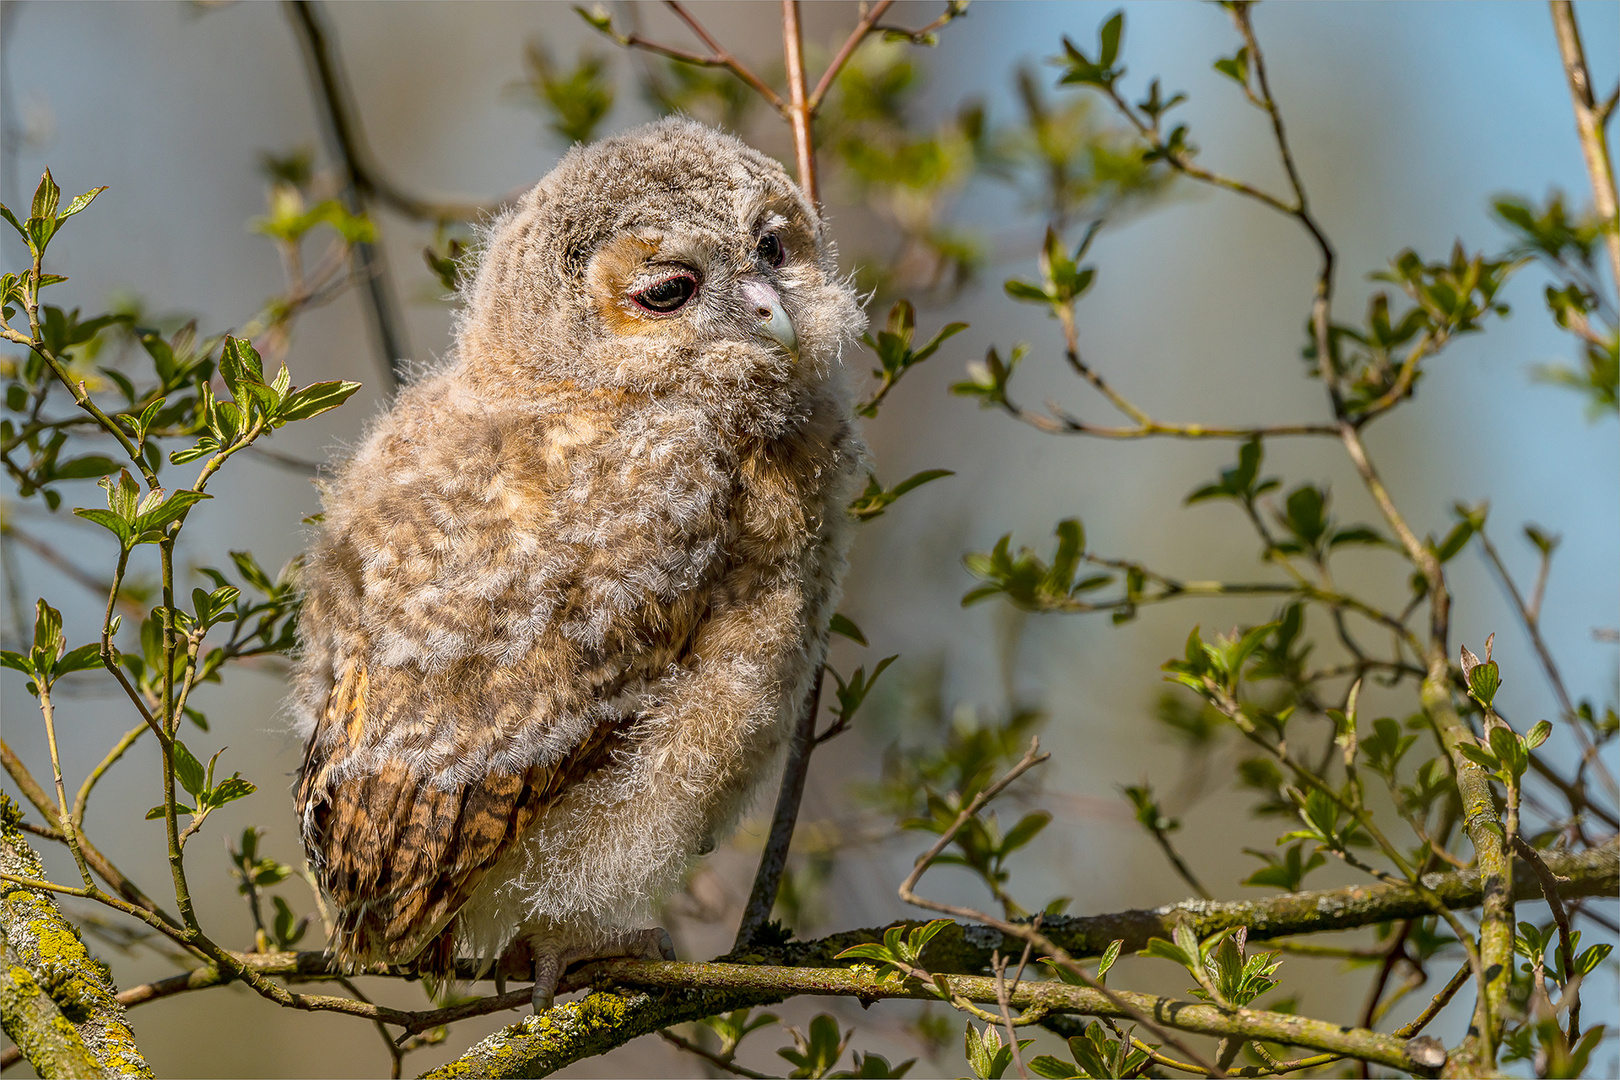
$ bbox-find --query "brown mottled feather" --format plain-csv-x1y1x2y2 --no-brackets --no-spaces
296,659,629,968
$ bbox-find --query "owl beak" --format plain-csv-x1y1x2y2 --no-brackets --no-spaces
739,277,798,360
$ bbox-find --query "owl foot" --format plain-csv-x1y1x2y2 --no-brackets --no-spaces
527,927,678,1011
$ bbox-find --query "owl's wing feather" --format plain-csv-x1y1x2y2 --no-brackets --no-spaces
299,657,632,967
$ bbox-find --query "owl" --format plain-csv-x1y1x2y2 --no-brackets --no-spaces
290,117,867,1007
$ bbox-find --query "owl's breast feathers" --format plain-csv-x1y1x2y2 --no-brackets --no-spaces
294,376,859,968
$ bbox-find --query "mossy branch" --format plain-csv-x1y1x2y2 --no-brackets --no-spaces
1,796,151,1078
408,843,1613,1078
422,964,1441,1080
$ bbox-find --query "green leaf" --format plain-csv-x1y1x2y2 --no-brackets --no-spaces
1213,45,1250,87
1096,939,1123,981
828,613,867,646
1525,720,1553,750
51,454,118,481
1097,11,1124,67
1003,279,1051,303
0,202,26,244
31,168,61,225
1001,811,1051,854
1575,942,1612,976
72,507,133,545
219,335,265,389
29,599,63,680
202,775,256,810
172,741,208,800
57,185,107,222
834,943,895,964
229,550,277,595
54,642,105,677
848,469,953,521
271,895,308,948
1467,660,1501,707
135,488,211,537
277,380,362,423
1027,1056,1082,1079
146,803,195,819
1457,742,1501,773
906,919,954,962
1140,935,1196,972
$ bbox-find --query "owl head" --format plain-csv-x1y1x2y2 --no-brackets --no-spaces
457,117,863,419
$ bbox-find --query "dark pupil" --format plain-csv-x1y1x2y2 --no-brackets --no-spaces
639,276,695,312
757,233,783,266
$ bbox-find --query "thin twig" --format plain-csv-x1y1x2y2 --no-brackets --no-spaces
336,977,406,1079
781,0,815,204
282,1,495,222
1394,960,1471,1040
657,1029,775,1079
663,1,786,113
0,522,145,618
807,0,896,112
1513,834,1582,1040
1476,523,1617,803
734,667,825,949
897,740,1225,1076
283,0,414,386
1549,1,1620,295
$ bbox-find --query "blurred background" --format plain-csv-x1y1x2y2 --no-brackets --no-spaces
2,2,1616,1076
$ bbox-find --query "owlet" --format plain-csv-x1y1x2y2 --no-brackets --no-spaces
291,117,866,1005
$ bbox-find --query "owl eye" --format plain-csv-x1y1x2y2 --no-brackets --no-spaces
756,232,785,268
631,273,699,314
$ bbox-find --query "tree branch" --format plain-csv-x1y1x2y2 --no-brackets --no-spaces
423,961,1440,1079
1,796,151,1078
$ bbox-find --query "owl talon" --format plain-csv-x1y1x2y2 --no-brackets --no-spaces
531,952,562,1012
624,926,677,961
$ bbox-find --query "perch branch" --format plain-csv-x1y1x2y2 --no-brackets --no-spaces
424,961,1440,1079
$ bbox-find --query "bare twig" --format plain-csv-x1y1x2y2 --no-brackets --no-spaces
896,740,1224,1076
1513,834,1582,1040
1476,523,1617,803
1549,1,1620,295
807,0,897,112
283,0,414,386
735,667,824,949
781,0,815,204
0,522,144,618
663,1,787,113
658,1029,775,1079
2,739,175,924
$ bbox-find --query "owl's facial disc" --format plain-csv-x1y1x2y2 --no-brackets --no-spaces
738,277,798,360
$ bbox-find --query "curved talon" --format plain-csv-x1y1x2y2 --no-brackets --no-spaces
524,927,676,1011
532,951,562,1011
626,926,677,961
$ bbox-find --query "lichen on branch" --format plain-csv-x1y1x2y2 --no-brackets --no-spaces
1,795,151,1079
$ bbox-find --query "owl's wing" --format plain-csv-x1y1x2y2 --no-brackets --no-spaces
297,660,631,968
293,387,730,967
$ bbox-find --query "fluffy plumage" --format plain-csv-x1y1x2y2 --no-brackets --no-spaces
291,118,866,999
